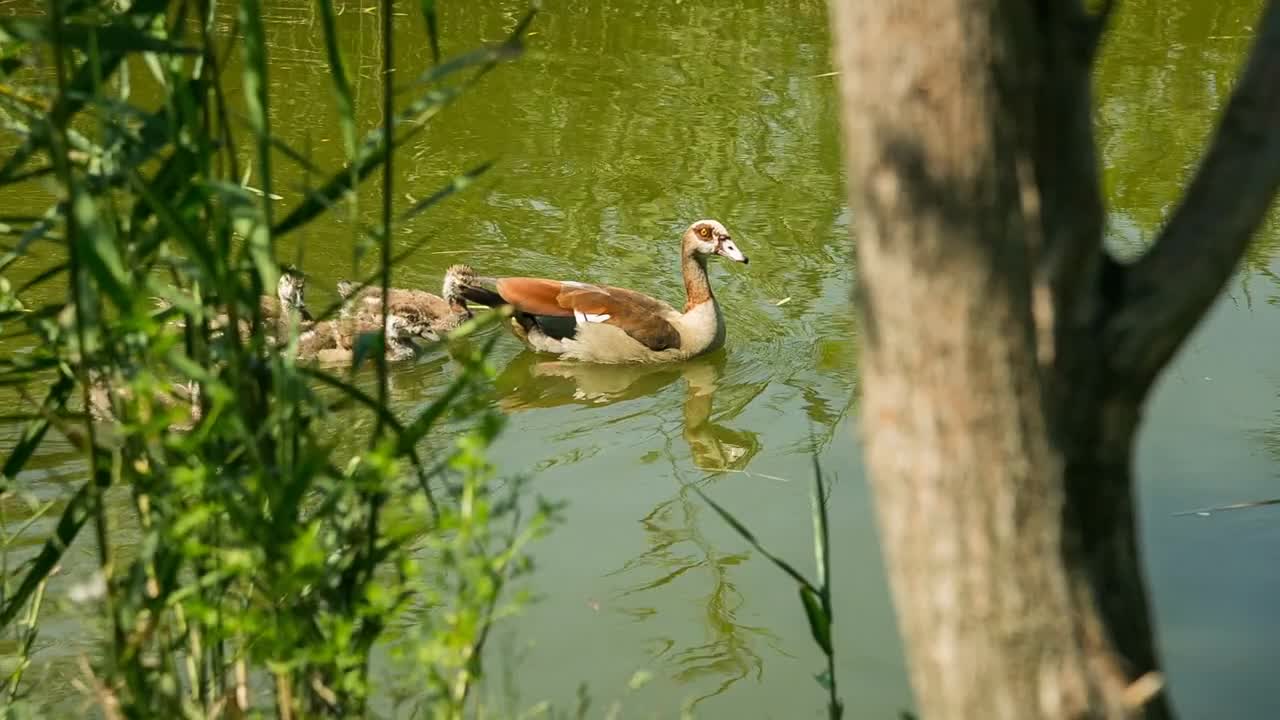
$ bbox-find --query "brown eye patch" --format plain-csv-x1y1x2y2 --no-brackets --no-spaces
697,226,711,238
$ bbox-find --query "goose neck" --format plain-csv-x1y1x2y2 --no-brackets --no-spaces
682,252,714,312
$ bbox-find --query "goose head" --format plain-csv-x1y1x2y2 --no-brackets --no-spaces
683,219,748,264
384,313,409,340
442,264,477,310
385,311,433,342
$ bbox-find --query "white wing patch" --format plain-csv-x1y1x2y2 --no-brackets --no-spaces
573,309,611,324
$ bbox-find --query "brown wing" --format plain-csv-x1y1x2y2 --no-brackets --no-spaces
577,283,677,315
495,278,681,352
494,278,574,316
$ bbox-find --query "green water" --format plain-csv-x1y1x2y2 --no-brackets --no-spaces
3,0,1280,716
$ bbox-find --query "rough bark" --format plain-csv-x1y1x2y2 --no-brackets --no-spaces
828,0,1280,717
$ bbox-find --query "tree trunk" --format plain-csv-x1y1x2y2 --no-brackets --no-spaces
827,0,1280,717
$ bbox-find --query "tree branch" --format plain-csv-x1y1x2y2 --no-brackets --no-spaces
1107,0,1280,386
1022,1,1110,398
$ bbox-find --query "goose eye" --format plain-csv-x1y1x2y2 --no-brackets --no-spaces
698,226,711,238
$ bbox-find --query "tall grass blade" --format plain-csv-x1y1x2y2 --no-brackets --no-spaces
375,0,396,443
269,133,324,176
1173,497,1280,516
126,168,219,276
400,160,493,221
698,450,844,719
314,0,357,159
398,27,527,93
238,0,276,288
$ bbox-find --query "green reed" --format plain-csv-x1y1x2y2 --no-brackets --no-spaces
0,0,553,716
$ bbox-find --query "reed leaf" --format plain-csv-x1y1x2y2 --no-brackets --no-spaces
0,18,198,54
14,261,68,295
401,160,494,221
299,367,407,435
799,586,832,655
0,478,94,629
0,376,74,491
810,437,831,592
692,485,818,594
70,190,131,312
0,0,170,183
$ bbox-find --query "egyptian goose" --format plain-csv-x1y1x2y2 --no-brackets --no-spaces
293,312,427,364
456,220,747,364
259,267,313,324
335,264,474,341
154,267,311,332
88,373,203,432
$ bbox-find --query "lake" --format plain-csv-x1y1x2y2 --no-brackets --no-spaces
2,0,1278,717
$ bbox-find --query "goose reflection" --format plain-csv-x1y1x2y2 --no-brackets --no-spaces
493,351,781,709
493,350,762,472
677,359,761,472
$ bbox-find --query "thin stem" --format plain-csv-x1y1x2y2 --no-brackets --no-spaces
346,0,397,707
274,669,293,720
45,0,120,655
375,0,393,437
826,650,841,719
5,578,47,702
199,0,241,186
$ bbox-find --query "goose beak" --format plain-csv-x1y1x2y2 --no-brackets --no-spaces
717,238,748,264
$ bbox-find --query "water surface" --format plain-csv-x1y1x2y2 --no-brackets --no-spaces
2,0,1279,717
